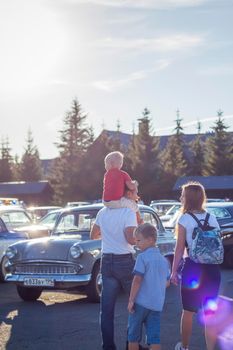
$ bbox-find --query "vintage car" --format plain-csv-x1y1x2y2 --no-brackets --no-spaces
27,206,62,222
5,204,176,302
0,217,28,281
16,208,63,239
150,200,180,216
0,205,32,229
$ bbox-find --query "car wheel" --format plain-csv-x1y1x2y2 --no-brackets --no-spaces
0,256,9,282
17,285,42,301
224,247,233,268
85,262,101,303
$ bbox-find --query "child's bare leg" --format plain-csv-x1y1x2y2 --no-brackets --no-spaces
128,342,139,350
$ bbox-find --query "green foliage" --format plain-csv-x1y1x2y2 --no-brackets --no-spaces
0,138,13,182
189,123,206,175
160,111,188,191
20,129,43,181
49,98,93,205
77,133,113,201
126,108,161,203
204,111,233,175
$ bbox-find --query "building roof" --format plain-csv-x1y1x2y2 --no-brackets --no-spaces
100,130,215,150
173,176,233,191
0,181,52,195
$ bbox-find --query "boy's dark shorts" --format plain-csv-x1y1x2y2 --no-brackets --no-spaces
181,258,221,313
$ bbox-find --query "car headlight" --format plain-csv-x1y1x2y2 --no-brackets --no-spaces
6,246,18,259
70,245,83,258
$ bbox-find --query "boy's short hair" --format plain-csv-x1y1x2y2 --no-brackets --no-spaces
104,151,124,170
134,223,157,241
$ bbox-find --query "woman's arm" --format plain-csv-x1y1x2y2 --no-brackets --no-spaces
170,223,186,285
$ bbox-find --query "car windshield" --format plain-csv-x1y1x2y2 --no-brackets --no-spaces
207,207,231,219
39,211,59,226
53,211,98,236
165,204,181,216
0,211,32,230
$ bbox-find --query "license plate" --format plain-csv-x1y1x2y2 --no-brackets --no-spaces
24,277,54,287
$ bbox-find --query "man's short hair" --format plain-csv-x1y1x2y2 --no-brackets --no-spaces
134,223,157,241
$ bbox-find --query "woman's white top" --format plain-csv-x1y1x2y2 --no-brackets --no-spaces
178,211,220,257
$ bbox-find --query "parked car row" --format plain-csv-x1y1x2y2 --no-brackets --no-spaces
4,204,176,302
1,199,233,305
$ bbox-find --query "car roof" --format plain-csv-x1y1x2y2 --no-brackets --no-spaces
151,201,180,205
57,202,155,213
206,201,233,207
27,206,62,210
0,205,27,212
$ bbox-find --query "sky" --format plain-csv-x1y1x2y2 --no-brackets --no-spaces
0,0,233,159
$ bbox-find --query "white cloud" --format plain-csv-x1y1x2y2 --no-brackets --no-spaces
91,60,171,91
93,34,205,53
199,65,233,76
69,0,209,9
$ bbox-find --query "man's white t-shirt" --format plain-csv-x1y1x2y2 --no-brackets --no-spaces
95,207,137,254
178,211,220,256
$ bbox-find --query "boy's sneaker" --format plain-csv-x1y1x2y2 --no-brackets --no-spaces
174,342,189,350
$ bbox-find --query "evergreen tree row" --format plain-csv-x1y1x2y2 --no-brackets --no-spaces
1,98,233,205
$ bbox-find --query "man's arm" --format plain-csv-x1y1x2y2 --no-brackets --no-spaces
124,226,136,245
90,224,101,240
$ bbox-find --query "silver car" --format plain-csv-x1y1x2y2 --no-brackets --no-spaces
5,204,176,302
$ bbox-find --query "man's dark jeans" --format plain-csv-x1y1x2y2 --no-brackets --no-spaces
100,253,135,350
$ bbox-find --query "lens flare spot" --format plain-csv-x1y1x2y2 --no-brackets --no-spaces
205,299,218,312
188,278,199,289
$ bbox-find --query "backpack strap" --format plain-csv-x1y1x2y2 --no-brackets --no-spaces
187,212,210,229
203,212,210,229
187,212,203,228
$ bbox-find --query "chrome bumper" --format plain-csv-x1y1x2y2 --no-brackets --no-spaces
5,273,92,285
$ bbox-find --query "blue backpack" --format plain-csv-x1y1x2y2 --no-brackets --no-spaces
187,212,224,264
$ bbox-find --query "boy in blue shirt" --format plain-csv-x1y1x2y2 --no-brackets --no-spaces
127,223,170,350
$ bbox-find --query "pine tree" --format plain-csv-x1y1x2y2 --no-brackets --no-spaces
189,121,206,175
20,129,43,181
160,110,188,195
0,137,13,182
204,110,233,175
49,98,92,205
12,154,21,181
127,108,161,203
78,132,113,201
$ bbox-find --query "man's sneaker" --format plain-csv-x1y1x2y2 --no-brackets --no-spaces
174,342,189,350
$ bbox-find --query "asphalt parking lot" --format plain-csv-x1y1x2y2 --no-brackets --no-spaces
0,268,233,350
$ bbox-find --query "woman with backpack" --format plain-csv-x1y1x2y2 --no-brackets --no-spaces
171,181,223,350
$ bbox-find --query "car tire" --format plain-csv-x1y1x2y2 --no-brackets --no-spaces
0,256,9,282
85,262,101,303
17,285,42,301
224,246,233,268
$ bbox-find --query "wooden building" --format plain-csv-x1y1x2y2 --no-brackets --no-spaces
173,176,233,200
0,181,54,206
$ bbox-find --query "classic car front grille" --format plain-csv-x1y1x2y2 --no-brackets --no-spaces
15,264,77,275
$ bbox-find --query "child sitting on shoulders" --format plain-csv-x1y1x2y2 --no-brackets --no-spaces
102,151,142,224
